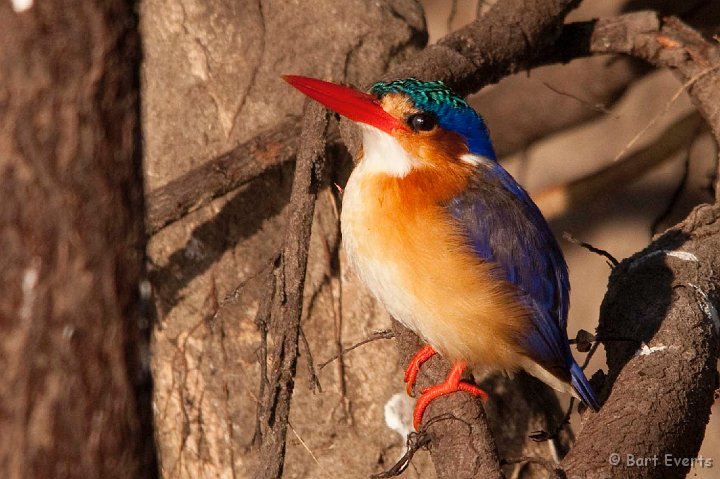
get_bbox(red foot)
[413,361,488,431]
[404,345,436,396]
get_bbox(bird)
[283,74,600,430]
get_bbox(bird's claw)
[404,344,436,396]
[412,361,488,431]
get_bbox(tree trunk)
[0,1,157,478]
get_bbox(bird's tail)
[570,361,600,411]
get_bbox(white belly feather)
[340,166,430,337]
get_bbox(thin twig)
[318,329,395,370]
[370,431,432,479]
[569,335,640,347]
[251,268,276,448]
[288,421,325,471]
[371,414,464,478]
[213,260,277,321]
[543,81,617,117]
[580,341,601,370]
[299,327,322,393]
[611,64,720,163]
[255,102,330,479]
[562,232,619,267]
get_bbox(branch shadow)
[597,227,689,395]
[149,162,295,313]
[481,371,573,461]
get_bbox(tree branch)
[562,202,720,479]
[534,13,720,478]
[392,325,503,479]
[254,101,330,479]
[384,0,583,94]
[145,119,301,235]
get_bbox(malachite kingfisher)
[283,74,600,430]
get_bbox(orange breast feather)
[341,164,532,372]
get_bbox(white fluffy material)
[358,125,418,177]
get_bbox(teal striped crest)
[370,78,469,111]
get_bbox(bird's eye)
[408,113,437,132]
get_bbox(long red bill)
[283,75,406,135]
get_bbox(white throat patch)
[359,125,418,177]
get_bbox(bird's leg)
[404,344,436,396]
[412,361,488,431]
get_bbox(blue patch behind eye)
[371,78,496,161]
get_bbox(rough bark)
[386,0,581,94]
[254,102,330,479]
[0,1,156,478]
[562,203,720,478]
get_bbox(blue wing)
[447,158,600,409]
[446,159,572,379]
